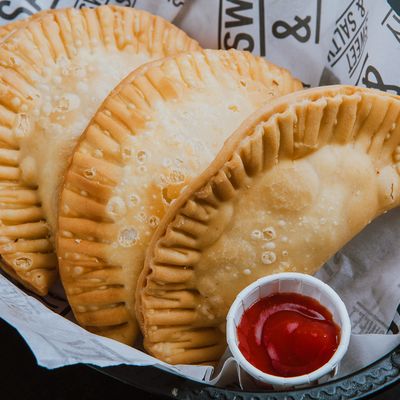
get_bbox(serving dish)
[0,5,398,399]
[94,345,400,399]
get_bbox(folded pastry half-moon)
[0,5,199,295]
[137,85,400,364]
[57,49,302,345]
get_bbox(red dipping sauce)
[237,292,340,377]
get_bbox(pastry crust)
[137,86,400,364]
[57,49,301,345]
[0,20,26,41]
[0,10,49,42]
[0,5,199,296]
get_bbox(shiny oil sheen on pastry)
[0,5,199,295]
[57,49,302,345]
[137,85,400,364]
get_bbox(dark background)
[0,319,165,400]
[0,318,399,400]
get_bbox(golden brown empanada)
[137,85,400,364]
[0,20,25,41]
[0,6,199,295]
[57,49,302,345]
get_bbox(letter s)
[223,32,254,51]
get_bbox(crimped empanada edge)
[56,48,302,346]
[137,85,400,363]
[0,5,200,296]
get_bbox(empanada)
[0,5,199,295]
[137,86,400,364]
[0,20,25,41]
[57,49,301,345]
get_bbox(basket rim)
[93,343,400,399]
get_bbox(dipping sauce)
[237,292,340,377]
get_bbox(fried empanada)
[137,86,400,364]
[57,49,301,345]
[0,20,26,41]
[0,6,199,295]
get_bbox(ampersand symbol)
[272,15,311,43]
[167,0,184,7]
[0,0,35,20]
[115,0,137,7]
[362,65,400,95]
[356,0,365,17]
[0,0,59,20]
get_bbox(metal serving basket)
[94,345,400,399]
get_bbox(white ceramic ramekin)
[226,272,351,389]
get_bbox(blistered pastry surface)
[21,49,150,235]
[0,5,199,295]
[195,145,380,318]
[58,49,302,345]
[138,86,400,364]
